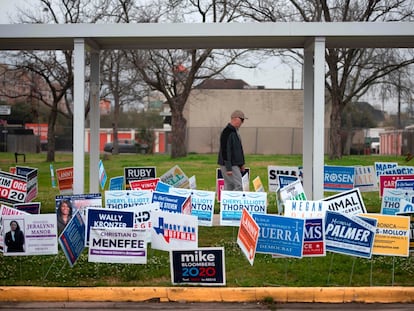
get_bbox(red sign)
[129,178,159,191]
[237,208,259,265]
[379,174,414,197]
[56,167,73,194]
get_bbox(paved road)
[1,302,414,310]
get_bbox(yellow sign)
[362,213,410,257]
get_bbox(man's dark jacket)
[217,123,245,172]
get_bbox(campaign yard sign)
[85,208,135,246]
[396,211,414,252]
[399,199,414,213]
[237,208,259,265]
[303,218,325,257]
[0,205,28,252]
[253,176,265,192]
[252,213,305,258]
[324,211,377,259]
[88,228,148,264]
[383,166,414,176]
[168,188,215,226]
[323,188,367,215]
[2,213,58,256]
[323,165,355,192]
[56,167,73,194]
[109,176,124,190]
[277,174,300,190]
[124,166,156,190]
[56,193,102,222]
[170,247,226,286]
[284,200,329,219]
[375,162,398,180]
[354,166,378,192]
[220,191,267,226]
[13,202,41,214]
[381,188,414,215]
[129,178,160,191]
[276,179,307,215]
[0,171,29,205]
[104,190,153,209]
[362,213,410,257]
[15,166,38,203]
[396,179,414,190]
[152,191,192,215]
[267,165,302,192]
[59,211,85,267]
[99,160,107,190]
[151,210,198,252]
[379,174,414,197]
[159,165,189,189]
[155,181,171,193]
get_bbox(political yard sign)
[170,247,226,286]
[104,190,153,209]
[354,166,378,192]
[237,208,259,265]
[124,166,156,190]
[362,213,410,257]
[380,188,414,216]
[169,188,215,226]
[85,208,134,246]
[0,169,36,205]
[252,213,305,258]
[220,191,267,226]
[323,188,367,215]
[159,165,189,189]
[2,213,58,256]
[284,200,329,219]
[59,211,85,267]
[379,174,414,197]
[323,165,355,192]
[276,179,307,215]
[151,210,198,252]
[88,227,148,264]
[303,218,325,257]
[267,165,302,192]
[324,211,377,259]
[152,191,192,215]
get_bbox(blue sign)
[324,166,355,192]
[85,208,134,246]
[278,174,299,189]
[169,188,215,226]
[155,181,171,193]
[396,179,414,190]
[152,191,190,214]
[58,211,85,267]
[252,213,305,258]
[325,211,376,259]
[109,176,124,190]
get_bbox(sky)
[0,0,404,114]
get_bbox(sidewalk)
[1,286,414,303]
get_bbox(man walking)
[217,110,247,191]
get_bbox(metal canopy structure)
[0,22,413,199]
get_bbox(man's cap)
[231,110,248,120]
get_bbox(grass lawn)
[0,152,413,287]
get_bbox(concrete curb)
[1,287,414,303]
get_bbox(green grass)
[0,152,413,287]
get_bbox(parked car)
[103,140,148,154]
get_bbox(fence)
[187,127,331,155]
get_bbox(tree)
[120,0,251,158]
[235,0,414,159]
